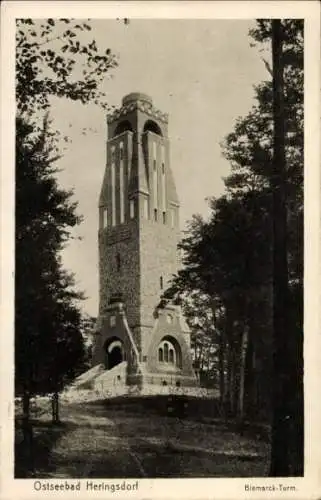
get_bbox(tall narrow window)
[143,198,149,219]
[153,142,158,209]
[171,208,175,228]
[169,349,174,364]
[161,143,165,166]
[164,343,169,363]
[162,212,166,224]
[153,141,157,160]
[153,166,158,207]
[154,208,158,222]
[158,348,163,362]
[116,253,121,272]
[130,199,135,219]
[161,145,166,212]
[111,146,116,226]
[103,208,108,228]
[119,142,124,224]
[160,276,163,290]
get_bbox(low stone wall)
[61,382,218,403]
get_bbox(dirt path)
[31,402,270,478]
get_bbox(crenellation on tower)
[92,92,197,389]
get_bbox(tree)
[268,19,289,475]
[78,313,97,372]
[164,193,273,421]
[247,19,303,476]
[221,21,303,462]
[16,18,118,115]
[15,116,85,431]
[179,291,222,389]
[163,21,303,455]
[15,18,121,433]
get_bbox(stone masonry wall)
[139,219,181,356]
[99,220,140,330]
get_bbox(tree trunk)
[22,386,34,473]
[22,388,30,425]
[269,19,291,477]
[223,307,235,417]
[218,334,225,409]
[237,325,249,426]
[244,334,256,420]
[51,391,60,424]
[226,347,232,415]
[229,349,236,417]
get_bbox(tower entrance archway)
[104,337,124,370]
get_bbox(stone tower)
[92,93,197,389]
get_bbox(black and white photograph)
[1,1,320,499]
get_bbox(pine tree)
[163,21,303,465]
[15,116,85,426]
[15,18,122,434]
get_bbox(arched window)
[160,276,163,290]
[114,120,133,137]
[143,120,163,136]
[157,337,182,369]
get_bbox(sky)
[48,19,269,317]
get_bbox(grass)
[15,420,70,478]
[15,398,270,478]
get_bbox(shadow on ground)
[15,398,270,478]
[15,420,74,478]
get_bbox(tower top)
[107,92,168,125]
[122,92,152,106]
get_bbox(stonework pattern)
[92,93,198,390]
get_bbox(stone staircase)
[62,361,219,403]
[61,362,128,403]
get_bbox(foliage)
[78,314,97,372]
[15,18,122,401]
[222,19,303,287]
[16,18,118,115]
[15,115,85,397]
[163,20,303,427]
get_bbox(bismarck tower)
[92,93,197,390]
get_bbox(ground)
[15,398,270,478]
